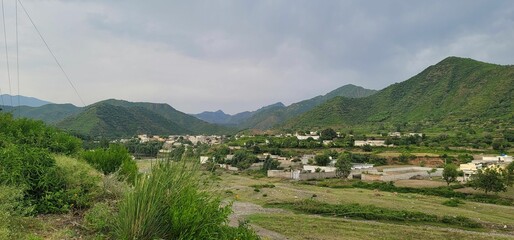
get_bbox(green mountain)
[57,99,233,138]
[2,103,82,123]
[237,84,377,130]
[284,57,514,131]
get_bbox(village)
[127,130,513,186]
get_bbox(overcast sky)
[0,0,513,114]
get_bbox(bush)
[82,144,138,183]
[115,160,257,239]
[55,156,103,210]
[0,113,81,155]
[0,145,67,213]
[442,198,464,207]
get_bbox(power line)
[17,0,85,107]
[16,0,19,111]
[1,0,13,107]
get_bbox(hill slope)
[284,57,514,131]
[57,103,191,138]
[57,99,233,137]
[237,84,377,130]
[2,104,82,123]
[193,84,377,130]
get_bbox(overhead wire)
[15,0,19,111]
[1,0,13,107]
[17,0,85,107]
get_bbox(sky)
[0,0,513,114]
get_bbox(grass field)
[248,213,513,240]
[217,172,514,239]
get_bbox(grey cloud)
[1,0,513,114]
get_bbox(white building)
[354,140,386,147]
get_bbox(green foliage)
[470,166,508,194]
[320,128,337,140]
[229,150,258,170]
[314,154,331,166]
[262,155,280,171]
[338,152,387,166]
[124,140,164,158]
[84,202,115,235]
[335,157,352,179]
[307,181,514,206]
[0,145,64,213]
[167,146,185,161]
[442,164,459,186]
[81,144,138,183]
[442,198,464,207]
[54,156,103,210]
[0,113,81,155]
[398,153,416,164]
[270,200,481,228]
[284,57,514,136]
[361,144,373,152]
[115,160,257,239]
[57,100,234,138]
[0,185,27,240]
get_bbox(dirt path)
[229,201,291,240]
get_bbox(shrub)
[0,145,66,213]
[82,144,138,183]
[0,113,81,155]
[115,160,257,239]
[442,198,464,207]
[55,156,103,210]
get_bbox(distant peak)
[215,110,225,114]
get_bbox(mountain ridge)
[283,56,514,131]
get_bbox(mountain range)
[283,57,514,132]
[193,84,377,130]
[0,94,52,107]
[1,56,512,137]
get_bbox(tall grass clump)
[115,159,259,239]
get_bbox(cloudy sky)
[0,0,513,114]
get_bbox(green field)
[217,172,514,239]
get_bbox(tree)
[320,128,337,140]
[335,158,352,179]
[362,144,372,152]
[442,164,459,186]
[262,155,280,171]
[314,154,331,166]
[470,166,507,194]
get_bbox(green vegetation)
[81,144,138,183]
[335,157,352,178]
[303,180,514,206]
[207,84,377,130]
[284,57,514,140]
[56,99,234,138]
[269,199,481,228]
[248,213,505,240]
[115,160,258,239]
[470,166,509,194]
[442,163,459,185]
